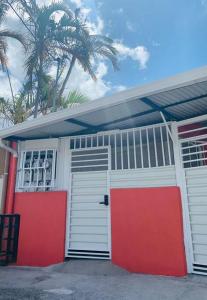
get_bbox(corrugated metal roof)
[1,65,207,140]
[149,82,206,104]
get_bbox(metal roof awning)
[1,65,207,140]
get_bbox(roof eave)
[1,65,207,140]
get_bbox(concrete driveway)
[0,260,207,300]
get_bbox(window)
[17,149,57,191]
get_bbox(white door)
[66,147,111,259]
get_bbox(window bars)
[17,149,57,191]
[178,121,207,168]
[70,123,174,170]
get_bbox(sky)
[1,0,207,101]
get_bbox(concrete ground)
[0,260,207,300]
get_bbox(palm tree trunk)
[5,65,15,104]
[58,56,76,100]
[52,57,61,111]
[34,56,43,118]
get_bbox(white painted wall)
[110,166,177,188]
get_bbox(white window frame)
[16,149,57,192]
[16,138,59,192]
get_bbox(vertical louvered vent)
[193,264,207,275]
[68,250,110,259]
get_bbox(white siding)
[19,138,59,151]
[110,166,177,188]
[185,167,207,267]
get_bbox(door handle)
[99,195,109,206]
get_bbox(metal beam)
[65,118,95,129]
[71,108,157,136]
[140,97,178,121]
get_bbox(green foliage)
[0,86,89,125]
[58,90,89,109]
[0,0,119,123]
[0,95,33,125]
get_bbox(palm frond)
[0,49,7,69]
[0,1,9,21]
[90,34,114,44]
[60,89,89,109]
[0,38,7,69]
[38,2,73,26]
[95,48,119,71]
[0,30,27,49]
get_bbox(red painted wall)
[14,191,67,267]
[111,187,187,276]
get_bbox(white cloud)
[0,19,26,99]
[5,7,18,20]
[114,42,150,69]
[126,21,136,32]
[86,16,104,35]
[70,0,83,7]
[69,0,104,35]
[36,0,59,5]
[113,85,127,92]
[0,71,22,99]
[81,7,92,17]
[6,40,26,81]
[64,61,110,99]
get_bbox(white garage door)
[66,147,111,259]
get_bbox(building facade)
[1,66,207,276]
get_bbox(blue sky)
[2,0,207,100]
[92,0,207,89]
[70,0,207,92]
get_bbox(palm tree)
[14,0,74,117]
[9,1,119,116]
[56,11,119,101]
[0,2,26,102]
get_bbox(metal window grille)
[17,149,57,191]
[70,123,174,170]
[178,120,207,168]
